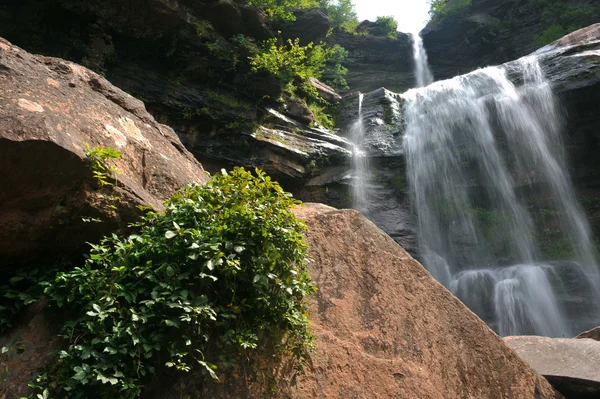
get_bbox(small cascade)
[401,56,600,337]
[350,93,370,213]
[410,32,434,88]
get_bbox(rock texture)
[154,204,561,399]
[505,336,600,398]
[422,0,600,81]
[326,29,414,93]
[576,326,600,341]
[0,37,206,269]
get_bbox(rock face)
[156,204,561,399]
[0,0,351,193]
[0,37,206,269]
[422,0,600,81]
[505,336,600,398]
[327,29,415,93]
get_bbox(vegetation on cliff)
[1,167,314,399]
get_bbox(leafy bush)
[535,0,599,45]
[536,24,565,45]
[247,0,318,21]
[429,0,472,24]
[319,0,360,33]
[28,168,315,399]
[373,16,399,39]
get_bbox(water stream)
[401,57,600,337]
[350,93,370,213]
[411,32,434,88]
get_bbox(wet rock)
[505,336,600,399]
[0,38,206,269]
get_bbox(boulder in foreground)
[175,204,560,399]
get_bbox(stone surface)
[0,37,206,269]
[277,7,330,46]
[326,29,414,93]
[309,77,342,103]
[576,326,600,341]
[160,204,560,399]
[505,336,600,398]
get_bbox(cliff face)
[423,0,600,81]
[326,29,414,93]
[0,0,352,193]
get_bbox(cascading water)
[350,93,370,213]
[410,32,434,88]
[401,56,600,337]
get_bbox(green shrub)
[429,0,472,24]
[535,0,599,45]
[250,37,347,95]
[373,16,398,39]
[247,0,318,21]
[320,0,360,33]
[536,24,565,45]
[28,168,315,399]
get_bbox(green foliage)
[428,0,472,24]
[324,44,349,90]
[247,0,318,21]
[250,38,347,128]
[308,102,335,129]
[85,145,122,189]
[250,38,330,96]
[373,16,399,39]
[319,0,360,33]
[28,167,315,399]
[0,269,45,333]
[535,0,598,45]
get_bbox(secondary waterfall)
[411,32,434,88]
[350,93,370,213]
[402,56,600,337]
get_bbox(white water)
[401,57,600,337]
[350,93,370,213]
[411,33,434,88]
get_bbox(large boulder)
[0,38,207,269]
[150,204,561,398]
[505,336,600,398]
[0,205,561,398]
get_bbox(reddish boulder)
[174,204,560,399]
[0,37,207,269]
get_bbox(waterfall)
[350,93,370,213]
[411,32,434,88]
[402,56,600,337]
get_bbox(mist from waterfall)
[411,32,434,88]
[401,56,600,337]
[350,93,370,213]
